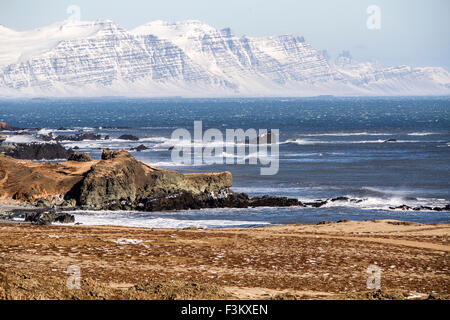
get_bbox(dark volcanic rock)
[384,139,397,143]
[331,197,350,202]
[37,133,54,141]
[55,133,101,141]
[391,204,450,212]
[118,134,139,141]
[131,191,300,212]
[249,195,300,207]
[24,211,75,225]
[131,144,149,152]
[2,142,73,160]
[68,152,93,162]
[389,205,412,210]
[304,200,328,208]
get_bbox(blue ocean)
[1,96,449,228]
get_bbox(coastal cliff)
[0,149,233,210]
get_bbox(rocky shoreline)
[0,147,305,220]
[1,122,449,226]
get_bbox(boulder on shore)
[24,211,75,225]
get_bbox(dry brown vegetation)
[0,219,448,300]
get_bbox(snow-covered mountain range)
[0,19,449,97]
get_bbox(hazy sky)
[1,0,449,69]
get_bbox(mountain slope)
[0,19,448,97]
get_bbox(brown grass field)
[0,219,448,300]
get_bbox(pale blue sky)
[1,0,449,69]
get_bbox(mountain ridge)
[0,19,449,97]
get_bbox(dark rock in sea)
[409,205,450,212]
[130,191,300,212]
[73,146,80,150]
[384,139,397,143]
[249,195,300,207]
[304,200,328,208]
[168,146,175,151]
[131,144,149,152]
[389,205,413,211]
[392,204,450,212]
[24,211,75,225]
[68,152,93,162]
[104,135,110,140]
[1,142,73,160]
[118,134,139,141]
[37,133,54,141]
[331,196,349,202]
[55,133,101,141]
[317,221,334,225]
[57,127,66,130]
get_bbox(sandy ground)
[0,219,448,300]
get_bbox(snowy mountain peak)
[0,19,449,97]
[132,19,218,39]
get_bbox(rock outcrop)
[68,152,92,162]
[0,149,236,211]
[74,149,232,209]
[24,211,75,225]
[0,122,12,131]
[0,142,73,160]
[55,133,102,141]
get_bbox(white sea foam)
[283,139,433,145]
[298,132,394,137]
[4,135,44,143]
[407,132,439,136]
[69,210,270,229]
